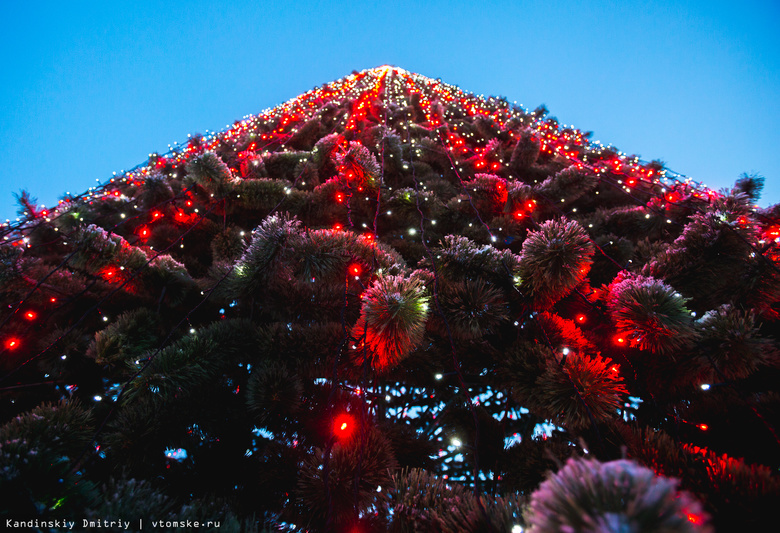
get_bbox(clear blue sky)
[1,0,778,220]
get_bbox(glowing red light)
[698,423,709,431]
[152,211,162,219]
[186,200,193,207]
[615,335,626,345]
[576,314,586,323]
[25,311,37,320]
[333,223,343,231]
[335,192,345,203]
[350,264,361,276]
[50,297,57,303]
[514,211,524,219]
[333,413,356,441]
[686,513,702,525]
[362,232,375,242]
[5,338,19,350]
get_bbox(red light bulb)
[25,311,37,321]
[5,338,19,350]
[350,264,361,276]
[614,335,626,346]
[576,314,586,323]
[333,413,356,441]
[686,513,703,525]
[698,423,709,431]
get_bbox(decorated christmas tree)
[1,66,779,532]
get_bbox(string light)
[333,413,356,441]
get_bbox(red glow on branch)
[138,226,150,239]
[686,513,703,525]
[333,223,343,231]
[100,267,122,283]
[576,314,586,323]
[5,338,20,350]
[333,413,356,441]
[698,423,709,431]
[335,192,345,203]
[24,311,37,321]
[350,264,362,276]
[614,335,626,346]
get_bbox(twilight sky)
[1,0,778,220]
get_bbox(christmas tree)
[1,66,778,532]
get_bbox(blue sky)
[1,0,778,220]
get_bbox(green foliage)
[0,245,23,287]
[694,304,780,380]
[246,362,304,423]
[228,213,406,301]
[0,400,97,519]
[211,226,246,262]
[138,173,174,206]
[732,172,764,202]
[518,217,594,307]
[430,234,521,285]
[229,213,302,294]
[352,274,430,371]
[623,427,780,531]
[535,352,627,430]
[126,319,261,405]
[607,272,697,355]
[335,140,381,191]
[526,458,712,533]
[439,278,510,340]
[185,151,234,196]
[70,224,148,272]
[263,150,310,182]
[390,468,524,533]
[509,131,540,172]
[535,166,598,204]
[297,427,396,530]
[89,308,164,370]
